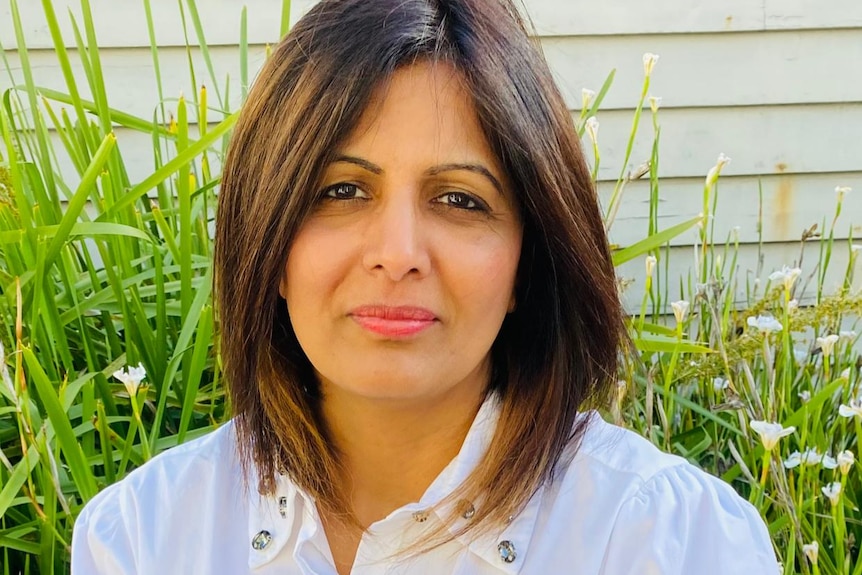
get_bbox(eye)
[321,183,369,201]
[435,191,488,212]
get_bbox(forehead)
[337,61,500,168]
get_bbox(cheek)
[453,232,522,309]
[283,225,354,311]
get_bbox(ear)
[278,273,288,300]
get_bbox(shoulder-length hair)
[215,0,625,543]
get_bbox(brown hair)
[215,0,625,545]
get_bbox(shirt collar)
[245,393,546,573]
[246,470,301,569]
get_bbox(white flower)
[839,330,858,340]
[581,88,596,110]
[817,334,840,357]
[784,448,835,469]
[642,52,660,77]
[649,96,662,114]
[838,450,855,475]
[747,314,783,334]
[787,299,799,312]
[822,481,842,506]
[835,186,852,203]
[802,541,819,565]
[794,348,808,365]
[798,390,811,403]
[750,420,795,451]
[783,451,802,469]
[113,363,147,398]
[713,377,730,392]
[645,255,657,278]
[705,153,731,188]
[839,398,862,419]
[671,300,689,325]
[585,116,599,146]
[840,367,851,380]
[768,265,802,292]
[852,244,862,253]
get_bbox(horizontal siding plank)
[1,46,265,121]
[765,0,862,30]
[0,0,281,50]
[601,173,862,247]
[545,30,862,110]
[581,104,862,180]
[616,241,861,311]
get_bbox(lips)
[349,305,438,337]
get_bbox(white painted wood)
[1,45,267,121]
[520,0,766,36]
[580,104,862,181]
[600,173,862,247]
[544,30,862,110]
[0,0,283,50]
[765,0,862,30]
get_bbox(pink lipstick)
[349,305,437,338]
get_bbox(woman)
[72,0,778,573]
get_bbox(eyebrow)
[332,154,505,197]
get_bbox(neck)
[320,381,486,527]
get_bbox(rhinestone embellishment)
[412,510,429,523]
[498,540,517,563]
[278,496,288,518]
[461,502,476,520]
[252,530,272,551]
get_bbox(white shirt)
[72,398,778,574]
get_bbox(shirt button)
[252,530,273,551]
[412,510,429,523]
[497,540,517,563]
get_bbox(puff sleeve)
[600,465,779,574]
[71,484,138,575]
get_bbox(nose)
[361,194,431,282]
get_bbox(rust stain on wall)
[774,163,793,241]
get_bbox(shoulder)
[72,422,246,574]
[83,421,241,512]
[549,414,778,573]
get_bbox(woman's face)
[281,62,523,404]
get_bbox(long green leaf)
[612,215,701,267]
[23,349,98,501]
[100,111,238,220]
[42,133,116,271]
